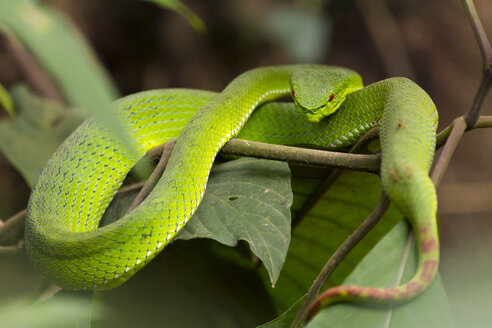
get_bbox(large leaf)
[93,239,276,328]
[0,85,85,186]
[0,1,137,155]
[258,216,453,328]
[177,158,292,285]
[264,170,404,312]
[102,158,293,285]
[259,168,453,327]
[306,221,454,328]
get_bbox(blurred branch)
[291,192,391,327]
[0,240,23,254]
[0,23,63,103]
[355,0,415,79]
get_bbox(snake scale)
[25,65,439,309]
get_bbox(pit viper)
[25,65,439,309]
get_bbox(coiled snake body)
[26,65,439,307]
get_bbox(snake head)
[290,68,363,123]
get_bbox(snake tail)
[308,218,439,318]
[307,77,439,318]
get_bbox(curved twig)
[291,192,391,327]
[126,138,177,213]
[431,117,467,187]
[461,0,492,70]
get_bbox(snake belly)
[25,65,438,293]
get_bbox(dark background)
[1,0,492,324]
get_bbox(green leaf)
[0,1,138,156]
[177,158,293,285]
[0,83,14,117]
[305,221,455,328]
[102,158,293,286]
[258,296,306,328]
[0,85,85,187]
[142,0,206,32]
[264,170,404,312]
[259,168,453,327]
[93,239,276,328]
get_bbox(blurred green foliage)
[143,0,206,32]
[0,83,13,117]
[0,86,85,186]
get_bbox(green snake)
[25,65,439,308]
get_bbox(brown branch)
[472,115,492,128]
[461,0,492,127]
[431,117,467,187]
[148,138,381,173]
[464,69,492,128]
[126,138,177,213]
[461,0,492,70]
[436,115,492,148]
[118,181,145,194]
[291,193,391,327]
[221,139,380,173]
[0,23,64,103]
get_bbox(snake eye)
[328,94,335,102]
[291,90,295,97]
